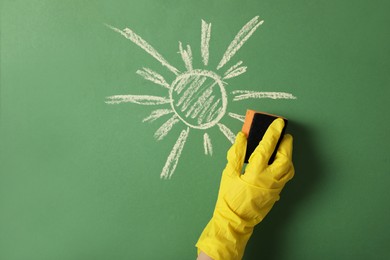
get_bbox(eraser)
[242,110,288,164]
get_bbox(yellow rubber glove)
[196,118,294,260]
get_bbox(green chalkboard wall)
[1,0,389,259]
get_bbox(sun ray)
[216,16,263,70]
[143,109,174,122]
[231,90,297,101]
[105,24,180,75]
[217,123,236,144]
[105,95,171,105]
[201,20,211,66]
[160,127,190,179]
[223,66,247,80]
[224,60,243,76]
[203,133,213,156]
[179,42,193,71]
[136,67,170,89]
[228,112,245,122]
[154,115,180,141]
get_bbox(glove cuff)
[196,212,253,260]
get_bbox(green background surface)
[1,0,389,259]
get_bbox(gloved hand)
[196,118,294,260]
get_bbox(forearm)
[197,251,213,260]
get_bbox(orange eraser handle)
[241,110,256,137]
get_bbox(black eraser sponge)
[242,110,288,164]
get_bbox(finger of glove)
[276,134,293,161]
[225,132,247,175]
[269,134,294,181]
[246,118,285,174]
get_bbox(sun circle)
[169,69,227,130]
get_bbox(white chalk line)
[231,90,297,101]
[154,115,180,141]
[105,95,172,105]
[228,112,245,122]
[136,67,170,89]
[185,83,215,119]
[160,127,190,179]
[207,100,222,123]
[179,42,193,71]
[174,74,194,95]
[196,94,216,125]
[203,133,213,156]
[201,20,211,66]
[223,66,247,79]
[217,123,236,144]
[143,109,174,122]
[177,76,207,108]
[217,16,263,70]
[224,60,243,76]
[105,24,180,75]
[182,80,218,116]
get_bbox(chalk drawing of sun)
[105,16,296,179]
